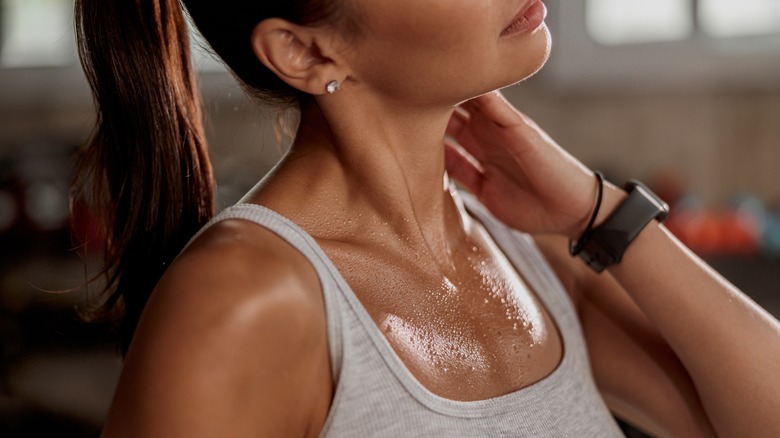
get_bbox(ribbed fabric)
[195,195,623,437]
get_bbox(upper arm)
[533,235,716,438]
[102,221,331,438]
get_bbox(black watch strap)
[576,180,669,273]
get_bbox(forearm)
[599,184,780,437]
[444,93,779,434]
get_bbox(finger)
[445,111,491,163]
[445,139,485,173]
[445,109,469,139]
[450,124,494,163]
[461,91,524,129]
[444,142,484,196]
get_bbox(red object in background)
[666,209,761,257]
[721,210,761,255]
[681,211,724,255]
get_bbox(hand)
[445,91,601,239]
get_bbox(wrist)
[567,175,627,242]
[593,181,628,228]
[571,179,670,272]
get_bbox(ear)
[251,18,347,96]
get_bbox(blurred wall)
[504,83,780,205]
[192,77,780,207]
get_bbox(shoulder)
[104,218,330,437]
[146,217,324,350]
[157,217,322,318]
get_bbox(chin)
[503,26,552,88]
[445,26,552,105]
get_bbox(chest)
[321,238,564,402]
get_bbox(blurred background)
[0,0,779,436]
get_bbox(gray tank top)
[198,195,623,437]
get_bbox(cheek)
[348,3,549,104]
[353,29,495,102]
[369,0,488,45]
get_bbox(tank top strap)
[186,203,345,383]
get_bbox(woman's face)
[337,0,551,106]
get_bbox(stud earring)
[326,80,340,94]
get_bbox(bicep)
[534,235,716,438]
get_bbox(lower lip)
[501,1,547,37]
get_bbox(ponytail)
[74,0,214,354]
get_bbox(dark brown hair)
[74,0,349,353]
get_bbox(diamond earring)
[326,80,340,94]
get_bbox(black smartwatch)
[575,180,669,273]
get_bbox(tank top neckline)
[208,195,579,419]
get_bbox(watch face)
[627,181,670,222]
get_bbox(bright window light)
[699,0,780,38]
[587,0,694,45]
[0,0,75,67]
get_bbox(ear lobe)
[251,19,341,95]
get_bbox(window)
[545,1,780,92]
[587,0,693,45]
[0,0,224,72]
[700,0,780,39]
[0,0,75,67]
[587,0,780,45]
[0,0,236,113]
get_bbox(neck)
[259,95,471,271]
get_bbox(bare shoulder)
[143,218,324,354]
[151,217,323,325]
[104,219,331,437]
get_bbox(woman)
[74,0,780,436]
